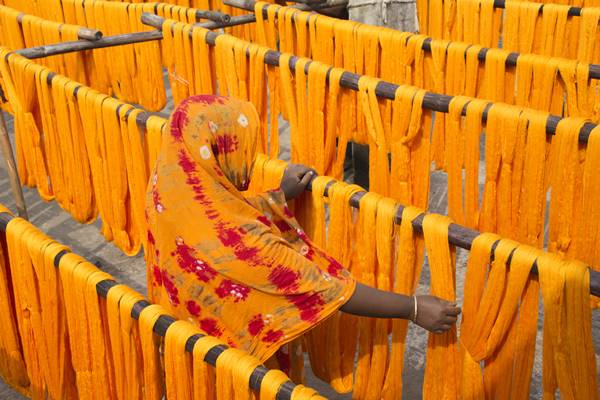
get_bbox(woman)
[145,95,459,364]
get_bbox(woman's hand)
[413,295,461,333]
[280,164,316,201]
[340,283,461,333]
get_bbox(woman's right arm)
[340,283,461,333]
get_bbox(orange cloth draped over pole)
[537,254,599,399]
[353,192,382,400]
[143,116,167,176]
[138,304,169,400]
[0,205,321,399]
[0,5,89,85]
[37,72,97,224]
[390,85,430,208]
[445,95,472,226]
[0,49,52,200]
[358,76,391,195]
[516,110,549,247]
[573,125,600,305]
[381,206,424,400]
[319,182,363,393]
[5,219,77,399]
[164,321,198,400]
[299,181,361,394]
[106,285,146,400]
[59,253,115,399]
[547,118,587,258]
[422,214,458,400]
[0,207,29,396]
[479,104,526,238]
[77,88,146,255]
[7,0,167,110]
[460,235,541,399]
[367,198,400,399]
[252,2,600,123]
[22,0,167,111]
[0,50,166,253]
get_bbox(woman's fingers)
[435,323,453,333]
[442,315,458,324]
[445,305,461,316]
[299,169,315,186]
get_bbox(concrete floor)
[0,103,599,398]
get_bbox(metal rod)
[15,11,103,41]
[143,12,598,144]
[0,211,299,400]
[0,113,27,219]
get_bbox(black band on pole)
[153,314,177,336]
[276,381,296,400]
[131,299,151,319]
[96,279,119,297]
[0,212,11,230]
[53,249,69,268]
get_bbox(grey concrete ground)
[0,105,599,399]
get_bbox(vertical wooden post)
[0,111,28,219]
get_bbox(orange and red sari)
[145,95,355,361]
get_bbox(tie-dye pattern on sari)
[145,95,355,361]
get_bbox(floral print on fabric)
[145,95,355,361]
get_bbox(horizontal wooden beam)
[15,11,103,41]
[15,30,163,59]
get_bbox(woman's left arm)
[341,283,461,333]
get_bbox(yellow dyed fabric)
[422,214,459,400]
[0,208,29,396]
[538,254,599,399]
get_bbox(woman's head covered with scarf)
[145,95,355,361]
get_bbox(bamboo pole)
[195,10,232,23]
[150,3,232,23]
[14,13,257,60]
[15,30,164,59]
[0,112,27,219]
[143,12,598,144]
[15,12,103,41]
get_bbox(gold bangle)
[412,295,418,323]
